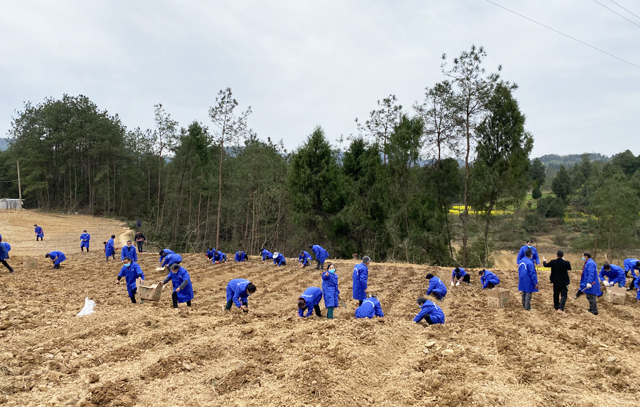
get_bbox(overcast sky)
[1,0,638,157]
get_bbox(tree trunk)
[483,197,496,267]
[204,193,211,248]
[462,110,471,267]
[593,215,603,259]
[216,143,224,248]
[147,162,151,214]
[156,149,163,232]
[196,170,204,248]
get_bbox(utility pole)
[17,160,22,210]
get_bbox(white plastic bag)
[76,297,96,317]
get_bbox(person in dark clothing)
[136,219,142,228]
[543,250,571,313]
[135,231,146,253]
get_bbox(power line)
[485,0,640,70]
[593,0,640,28]
[609,0,640,21]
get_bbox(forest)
[1,46,639,267]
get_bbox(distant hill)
[536,153,609,166]
[0,138,8,151]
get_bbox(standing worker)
[159,263,194,309]
[116,257,145,304]
[518,249,539,311]
[34,224,44,241]
[121,240,138,263]
[104,235,117,262]
[225,278,256,312]
[322,263,340,319]
[599,263,626,288]
[235,251,248,262]
[355,296,384,319]
[451,267,471,286]
[135,231,146,253]
[0,235,14,274]
[80,230,90,252]
[542,251,571,313]
[413,297,445,325]
[45,251,66,269]
[425,273,448,301]
[309,244,329,270]
[517,240,540,266]
[298,250,312,268]
[298,287,323,318]
[479,269,500,289]
[273,252,286,267]
[623,258,639,291]
[352,256,371,306]
[575,251,600,315]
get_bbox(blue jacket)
[352,263,369,300]
[159,249,174,263]
[226,279,252,308]
[518,257,539,293]
[355,298,384,319]
[311,245,329,264]
[80,233,90,248]
[517,246,540,265]
[48,251,66,266]
[322,271,340,308]
[213,251,227,263]
[121,245,138,262]
[166,266,194,303]
[162,253,182,267]
[0,242,11,261]
[298,287,323,317]
[35,226,44,237]
[451,268,467,279]
[580,259,601,295]
[261,249,273,261]
[298,251,312,265]
[206,248,215,258]
[624,258,639,278]
[413,300,445,324]
[273,253,286,266]
[118,263,144,297]
[235,251,248,262]
[426,277,448,298]
[481,271,500,289]
[105,238,115,257]
[599,265,626,285]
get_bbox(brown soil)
[1,211,640,406]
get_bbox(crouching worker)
[298,250,312,268]
[163,252,183,268]
[206,248,215,260]
[600,263,626,288]
[225,278,256,312]
[159,263,194,309]
[116,257,145,304]
[298,287,323,318]
[261,248,273,262]
[451,267,470,286]
[479,269,500,289]
[413,297,445,325]
[273,252,286,266]
[426,273,447,301]
[45,251,66,269]
[235,251,248,262]
[322,263,340,319]
[213,250,227,264]
[355,296,384,319]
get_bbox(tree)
[551,165,572,201]
[152,104,178,231]
[415,81,458,168]
[209,88,251,249]
[355,95,402,165]
[531,181,542,200]
[442,45,503,267]
[531,158,546,188]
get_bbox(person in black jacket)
[542,250,571,313]
[135,231,146,253]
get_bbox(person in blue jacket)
[116,257,145,304]
[261,248,273,262]
[159,249,174,264]
[273,252,286,266]
[121,240,138,262]
[352,256,371,306]
[425,273,447,301]
[355,296,384,319]
[225,278,256,312]
[34,224,44,241]
[159,263,194,308]
[45,251,66,269]
[80,230,90,252]
[298,251,312,268]
[0,235,13,274]
[516,240,540,266]
[479,269,500,289]
[163,253,183,268]
[600,263,626,288]
[575,251,600,315]
[206,248,215,260]
[451,267,470,286]
[623,258,639,291]
[309,244,329,269]
[104,235,116,262]
[235,251,248,262]
[298,287,323,318]
[213,250,227,264]
[413,297,445,325]
[518,249,539,311]
[635,277,640,303]
[322,263,340,319]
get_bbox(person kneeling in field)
[413,297,445,325]
[261,248,273,262]
[273,252,286,267]
[298,287,323,318]
[298,250,312,268]
[479,269,500,289]
[213,250,227,264]
[116,257,145,304]
[623,258,639,291]
[235,251,248,262]
[45,251,66,269]
[355,296,384,319]
[225,279,256,312]
[600,263,626,288]
[451,267,470,286]
[425,273,447,301]
[159,264,194,309]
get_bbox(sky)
[0,0,639,157]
